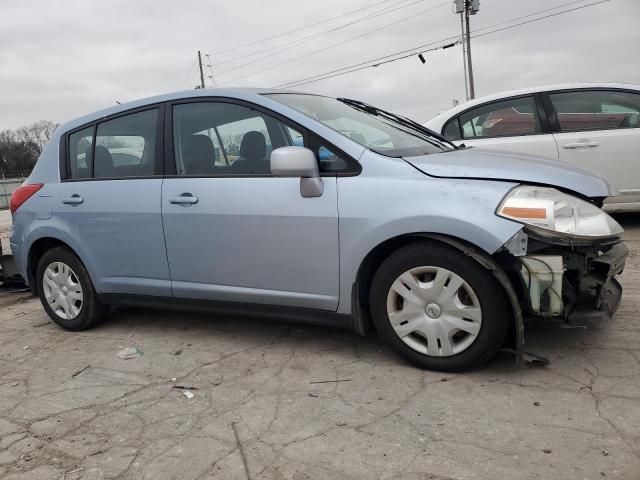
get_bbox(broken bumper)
[500,232,628,325]
[566,242,627,324]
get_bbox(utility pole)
[197,50,206,89]
[453,0,479,100]
[464,2,475,99]
[460,11,469,101]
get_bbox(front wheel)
[37,247,107,331]
[369,241,509,372]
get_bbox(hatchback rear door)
[58,106,171,297]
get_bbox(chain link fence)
[0,171,29,210]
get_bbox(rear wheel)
[37,247,107,331]
[369,241,509,372]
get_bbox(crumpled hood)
[405,148,617,198]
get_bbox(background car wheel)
[369,241,509,372]
[37,246,107,331]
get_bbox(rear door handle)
[169,193,198,206]
[62,194,84,205]
[562,141,600,149]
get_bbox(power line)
[211,0,404,56]
[204,54,215,87]
[473,0,610,38]
[273,0,611,89]
[472,0,594,35]
[213,0,433,74]
[274,0,603,89]
[275,40,460,89]
[210,0,424,68]
[180,57,198,89]
[218,1,449,85]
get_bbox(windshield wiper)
[336,97,458,150]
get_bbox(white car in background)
[426,83,640,211]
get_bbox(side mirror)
[270,146,323,198]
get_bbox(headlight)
[497,186,623,238]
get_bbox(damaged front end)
[498,228,627,326]
[495,185,627,327]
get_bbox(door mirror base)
[300,177,324,198]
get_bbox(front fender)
[336,169,521,315]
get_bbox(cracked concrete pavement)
[0,209,639,479]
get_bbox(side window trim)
[543,88,640,134]
[540,91,560,133]
[534,92,552,133]
[166,97,361,178]
[61,103,165,182]
[450,94,549,140]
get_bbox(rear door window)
[94,109,158,178]
[549,90,640,132]
[67,108,159,180]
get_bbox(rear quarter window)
[68,127,93,179]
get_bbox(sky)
[0,0,638,130]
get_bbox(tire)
[36,246,107,331]
[369,241,509,372]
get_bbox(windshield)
[267,94,453,157]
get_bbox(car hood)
[404,148,617,198]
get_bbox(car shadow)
[97,305,613,374]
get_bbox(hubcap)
[425,303,441,318]
[386,266,482,357]
[42,262,84,320]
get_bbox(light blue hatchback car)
[9,89,628,371]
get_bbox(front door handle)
[169,193,198,206]
[62,194,84,205]
[562,141,600,149]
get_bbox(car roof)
[57,87,313,134]
[425,82,640,128]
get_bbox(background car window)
[173,102,303,176]
[550,90,640,132]
[93,109,158,178]
[458,96,541,139]
[442,118,462,140]
[68,127,93,179]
